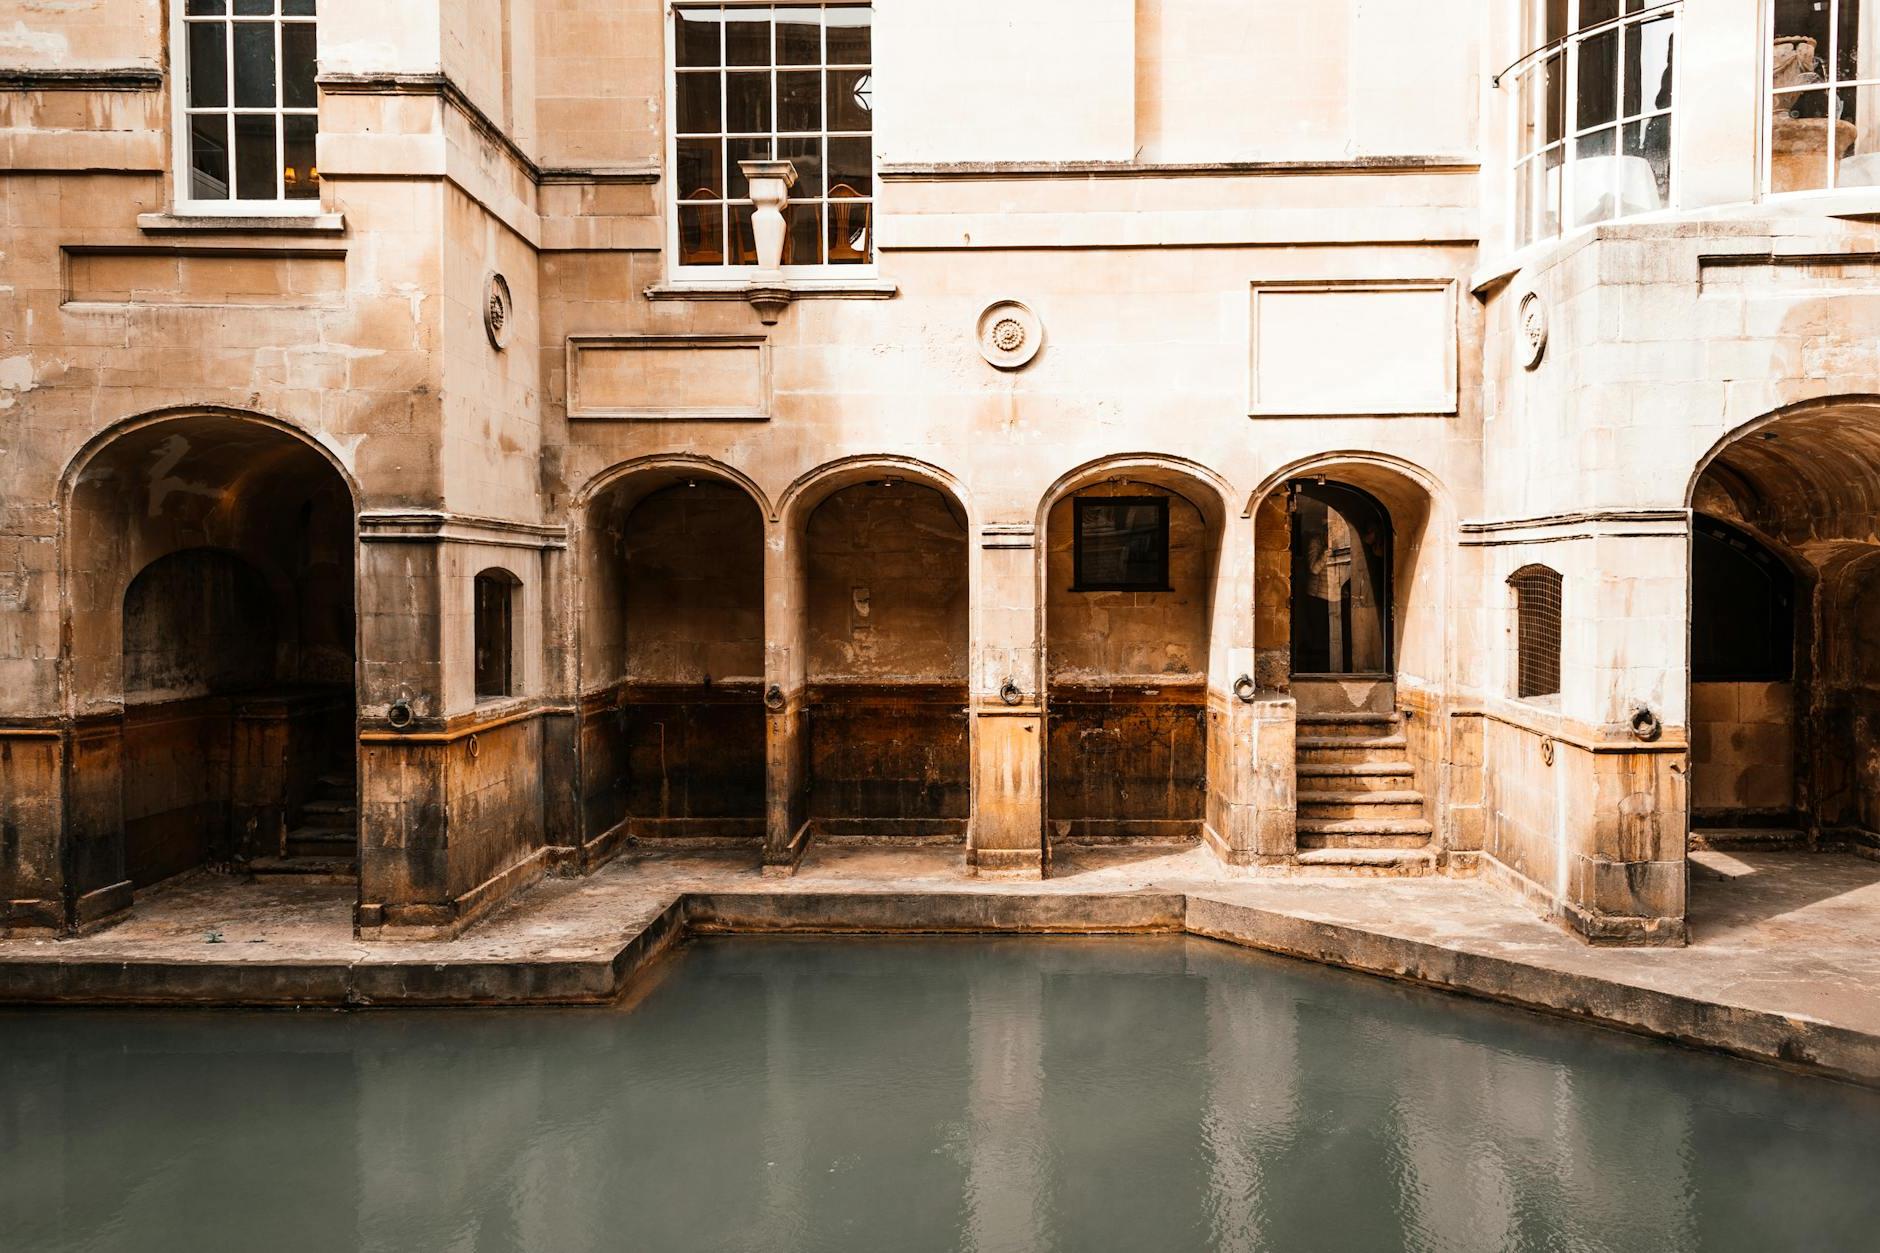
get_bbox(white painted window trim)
[663,0,878,279]
[170,0,323,217]
[1762,0,1880,197]
[1503,0,1683,250]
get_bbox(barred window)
[672,4,873,268]
[179,0,320,207]
[1510,565,1563,699]
[474,569,520,701]
[1692,516,1794,681]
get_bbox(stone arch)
[1034,455,1244,854]
[60,407,360,894]
[573,459,771,859]
[1684,397,1880,847]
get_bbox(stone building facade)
[3,0,1878,946]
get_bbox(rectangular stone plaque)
[566,334,771,421]
[1249,280,1457,417]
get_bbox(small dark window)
[474,569,518,700]
[1072,497,1170,592]
[1692,515,1794,682]
[1510,565,1563,699]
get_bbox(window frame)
[170,0,324,217]
[1763,0,1880,196]
[1070,496,1172,594]
[473,568,521,702]
[1504,0,1682,250]
[1691,515,1796,683]
[663,0,877,278]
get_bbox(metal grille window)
[1504,2,1678,248]
[1510,565,1563,699]
[179,0,320,207]
[672,4,873,268]
[1769,0,1880,193]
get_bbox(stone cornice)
[0,66,163,92]
[317,71,659,190]
[878,155,1480,182]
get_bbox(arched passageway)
[800,479,970,840]
[1688,402,1880,850]
[579,471,768,851]
[1249,461,1446,867]
[1042,477,1221,845]
[66,413,357,888]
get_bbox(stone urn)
[1769,35,1855,192]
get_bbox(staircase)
[1294,712,1434,875]
[250,771,359,884]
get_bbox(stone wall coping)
[136,212,347,237]
[879,156,1480,182]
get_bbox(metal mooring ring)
[764,685,786,712]
[1541,736,1556,767]
[1000,679,1023,706]
[1232,675,1257,704]
[1630,705,1663,743]
[467,733,480,761]
[387,700,415,731]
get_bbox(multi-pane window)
[1508,1,1677,248]
[672,4,873,268]
[1072,498,1170,593]
[1510,565,1564,700]
[1769,0,1880,193]
[474,570,519,701]
[180,0,319,206]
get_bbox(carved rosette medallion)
[976,300,1043,370]
[1518,291,1548,370]
[485,272,513,350]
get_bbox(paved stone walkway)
[3,845,1877,1084]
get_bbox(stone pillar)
[1205,510,1294,865]
[969,520,1044,877]
[763,518,811,874]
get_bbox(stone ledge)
[3,879,1876,1090]
[137,212,347,236]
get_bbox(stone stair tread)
[1296,790,1425,806]
[1296,712,1399,725]
[1297,735,1408,750]
[1297,761,1414,775]
[1296,817,1434,835]
[1295,847,1434,867]
[249,856,358,877]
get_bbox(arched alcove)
[65,411,358,887]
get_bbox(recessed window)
[1506,0,1676,248]
[178,0,320,207]
[1769,0,1880,193]
[1510,565,1563,700]
[672,3,873,268]
[1072,498,1170,593]
[474,569,519,701]
[1692,516,1795,681]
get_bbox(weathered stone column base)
[355,846,551,942]
[761,823,812,878]
[969,847,1043,879]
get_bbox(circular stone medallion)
[976,300,1043,370]
[484,272,513,351]
[1518,291,1548,370]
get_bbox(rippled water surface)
[4,937,1879,1252]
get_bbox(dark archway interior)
[803,481,969,837]
[1691,406,1880,843]
[72,416,356,886]
[1044,483,1216,841]
[1290,481,1394,678]
[580,479,767,842]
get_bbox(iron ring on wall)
[1233,675,1257,703]
[1000,679,1024,706]
[764,685,786,712]
[1630,706,1663,743]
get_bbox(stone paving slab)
[1,844,1877,1086]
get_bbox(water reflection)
[3,939,1878,1252]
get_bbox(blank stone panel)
[1249,282,1457,416]
[566,335,771,421]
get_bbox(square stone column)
[969,521,1044,877]
[763,520,811,874]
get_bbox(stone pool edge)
[2,889,1875,1089]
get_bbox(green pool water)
[4,937,1878,1252]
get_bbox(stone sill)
[644,277,897,302]
[138,212,346,236]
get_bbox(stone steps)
[1297,761,1416,793]
[248,856,358,886]
[1295,734,1409,761]
[1295,790,1426,821]
[1296,712,1400,737]
[1294,846,1436,875]
[1297,817,1435,849]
